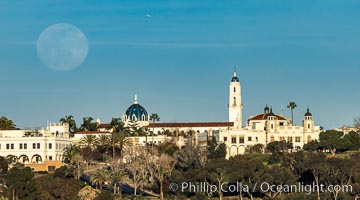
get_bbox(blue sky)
[1,0,360,129]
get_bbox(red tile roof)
[145,122,234,128]
[98,124,111,129]
[248,113,287,121]
[75,131,110,134]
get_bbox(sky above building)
[1,0,360,129]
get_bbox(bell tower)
[229,67,243,128]
[303,107,314,133]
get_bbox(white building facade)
[0,123,72,171]
[219,71,321,158]
[92,69,322,159]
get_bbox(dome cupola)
[304,107,312,117]
[231,69,240,82]
[123,95,149,126]
[264,105,270,113]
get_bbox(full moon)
[36,23,88,71]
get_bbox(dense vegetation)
[0,116,360,199]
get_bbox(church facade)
[120,70,321,158]
[218,70,321,158]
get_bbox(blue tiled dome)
[124,95,148,121]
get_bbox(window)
[19,143,23,149]
[37,143,40,149]
[233,87,236,92]
[33,143,36,149]
[24,143,27,149]
[6,144,9,149]
[271,124,274,129]
[231,137,237,144]
[307,135,312,142]
[270,136,275,142]
[49,156,53,161]
[233,97,236,106]
[308,124,311,129]
[279,122,284,126]
[49,143,52,149]
[248,137,252,142]
[295,137,301,142]
[48,166,56,172]
[10,144,14,149]
[288,137,293,142]
[223,137,227,142]
[239,137,244,143]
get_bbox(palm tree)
[59,115,77,136]
[110,167,127,195]
[109,117,122,132]
[117,132,131,161]
[108,132,120,159]
[91,170,109,191]
[150,113,160,146]
[63,144,79,164]
[80,117,98,131]
[0,116,16,130]
[287,101,297,125]
[97,135,109,147]
[63,144,83,179]
[79,135,98,149]
[143,127,151,147]
[131,126,147,137]
[108,118,130,160]
[97,135,109,160]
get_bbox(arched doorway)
[31,154,42,163]
[238,145,246,154]
[230,145,238,156]
[18,155,29,164]
[6,155,17,164]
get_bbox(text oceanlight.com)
[169,182,353,195]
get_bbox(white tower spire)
[134,94,138,104]
[229,67,242,129]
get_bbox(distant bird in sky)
[146,13,152,18]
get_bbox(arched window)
[142,114,145,121]
[233,87,236,92]
[308,123,311,129]
[271,124,274,129]
[233,97,236,106]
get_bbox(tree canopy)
[0,116,16,130]
[303,130,360,153]
[207,136,227,160]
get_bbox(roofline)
[75,131,111,134]
[145,122,234,128]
